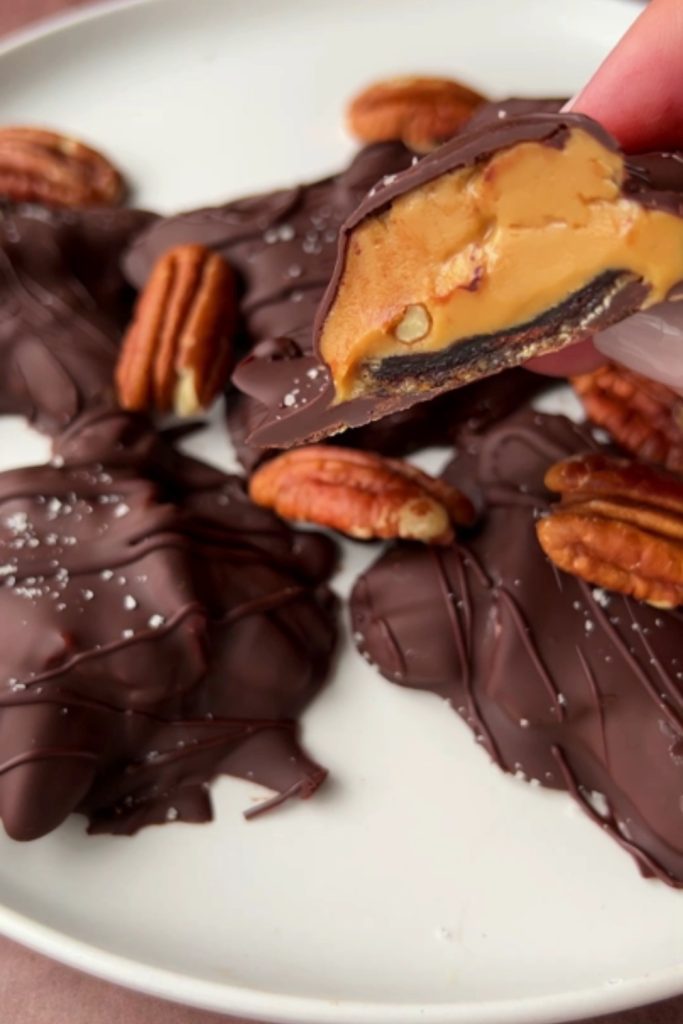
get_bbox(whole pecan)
[116,244,236,417]
[573,363,683,473]
[346,75,486,153]
[249,446,476,545]
[0,126,125,208]
[536,453,683,607]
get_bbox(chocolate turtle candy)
[351,410,683,887]
[0,409,337,840]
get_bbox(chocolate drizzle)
[0,204,156,434]
[351,411,683,886]
[0,409,338,839]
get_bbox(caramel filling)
[320,128,683,401]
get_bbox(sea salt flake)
[148,614,165,629]
[584,789,610,819]
[6,512,29,534]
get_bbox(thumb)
[568,0,683,151]
[594,302,683,393]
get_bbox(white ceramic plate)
[0,1,682,1022]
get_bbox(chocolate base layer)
[228,353,548,470]
[0,204,156,434]
[0,408,338,840]
[351,410,683,887]
[356,270,646,397]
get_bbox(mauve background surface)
[0,1,680,1022]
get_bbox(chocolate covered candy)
[0,409,337,840]
[0,204,156,434]
[244,113,683,448]
[351,411,683,886]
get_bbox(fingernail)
[561,91,583,113]
[594,301,683,390]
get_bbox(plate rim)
[1,894,682,1024]
[0,0,678,1022]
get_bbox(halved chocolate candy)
[320,113,683,403]
[244,113,683,448]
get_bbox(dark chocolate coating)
[351,411,683,887]
[465,97,566,130]
[0,204,156,434]
[236,114,683,450]
[0,408,337,840]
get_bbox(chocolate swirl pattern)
[0,410,337,840]
[351,411,683,886]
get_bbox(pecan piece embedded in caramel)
[316,115,683,408]
[537,453,683,608]
[249,446,475,545]
[573,363,683,474]
[116,244,236,417]
[346,75,487,153]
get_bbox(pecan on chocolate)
[536,453,683,607]
[573,363,683,474]
[346,75,486,153]
[249,446,476,545]
[0,126,125,207]
[116,244,237,417]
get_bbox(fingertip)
[594,304,683,393]
[525,340,605,378]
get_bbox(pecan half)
[537,453,683,607]
[249,446,476,545]
[116,244,236,417]
[0,126,125,207]
[346,75,486,153]
[573,363,683,473]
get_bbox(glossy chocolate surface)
[0,204,156,434]
[0,408,337,839]
[351,411,683,886]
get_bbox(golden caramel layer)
[320,128,683,401]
